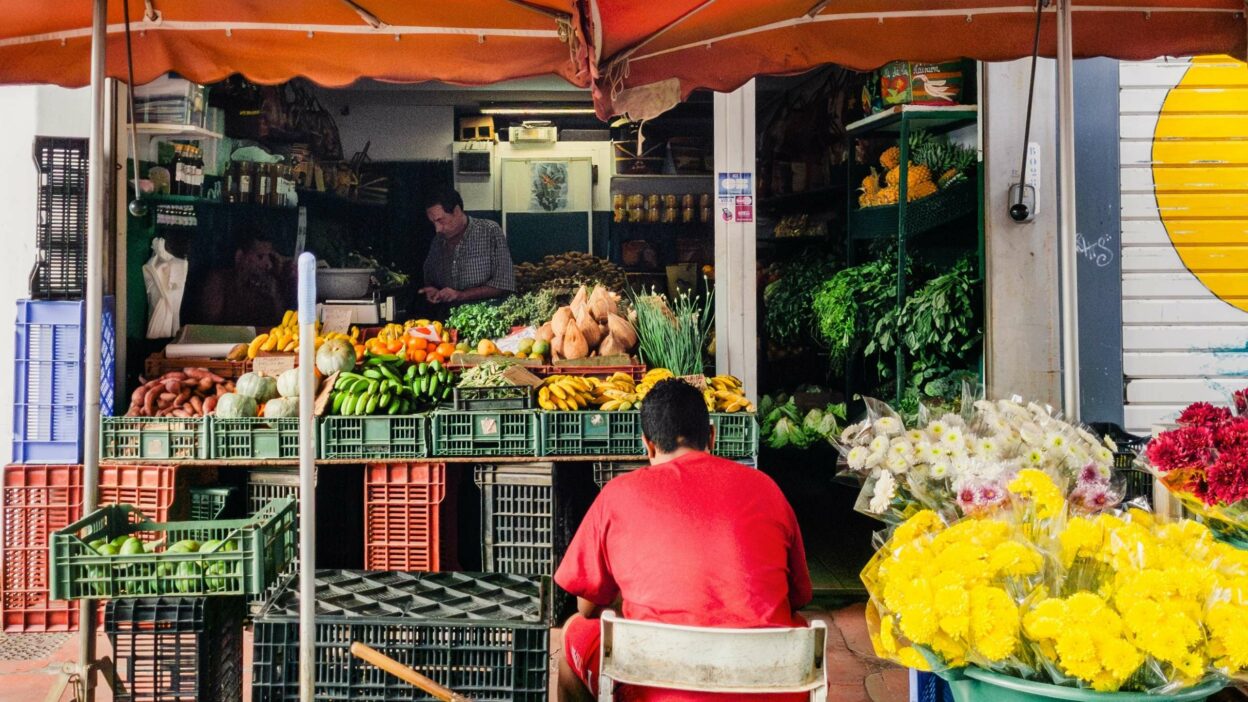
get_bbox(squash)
[277,368,300,398]
[215,393,258,418]
[607,314,638,349]
[236,372,278,403]
[316,338,356,376]
[264,397,299,418]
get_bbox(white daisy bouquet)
[837,395,1121,524]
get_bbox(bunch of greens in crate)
[448,302,510,344]
[496,290,559,329]
[758,393,846,450]
[763,253,840,347]
[629,286,715,377]
[812,255,901,365]
[873,256,981,386]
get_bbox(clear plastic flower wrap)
[835,389,1123,525]
[862,469,1248,694]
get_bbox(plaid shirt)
[422,216,516,293]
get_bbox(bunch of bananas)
[592,372,640,411]
[707,375,754,413]
[634,368,675,401]
[538,375,598,411]
[374,323,407,344]
[247,311,357,359]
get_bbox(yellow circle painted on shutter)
[1152,55,1248,313]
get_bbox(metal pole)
[296,253,318,702]
[79,0,108,697]
[1056,0,1080,420]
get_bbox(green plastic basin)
[937,667,1224,702]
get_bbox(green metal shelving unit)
[845,104,983,405]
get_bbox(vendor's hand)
[419,286,439,303]
[433,287,461,303]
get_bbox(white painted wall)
[0,86,91,457]
[1119,57,1248,432]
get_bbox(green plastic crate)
[100,417,208,461]
[430,411,538,457]
[453,385,534,411]
[710,413,759,459]
[210,417,302,460]
[540,411,645,457]
[319,415,428,459]
[49,497,297,599]
[189,485,242,521]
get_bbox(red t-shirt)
[555,451,813,701]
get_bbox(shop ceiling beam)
[713,80,758,403]
[1056,0,1081,419]
[79,0,108,698]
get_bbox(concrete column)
[712,80,758,400]
[982,60,1061,405]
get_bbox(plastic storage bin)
[106,596,244,702]
[250,570,549,702]
[430,410,539,457]
[100,416,208,461]
[49,498,297,599]
[31,137,89,300]
[13,297,115,463]
[710,412,760,459]
[364,463,446,571]
[319,415,428,459]
[540,411,645,457]
[189,485,242,520]
[210,417,301,460]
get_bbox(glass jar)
[238,161,254,204]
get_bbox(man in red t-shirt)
[555,379,814,702]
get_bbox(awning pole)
[78,0,108,697]
[296,253,318,702]
[1056,0,1080,420]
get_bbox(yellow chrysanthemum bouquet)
[864,468,1248,696]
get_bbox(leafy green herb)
[629,287,714,376]
[495,290,558,329]
[759,393,846,450]
[763,253,840,347]
[812,257,899,365]
[873,256,981,387]
[447,303,510,345]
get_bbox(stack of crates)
[1,463,206,631]
[251,570,549,702]
[246,470,301,611]
[106,597,244,702]
[363,463,448,571]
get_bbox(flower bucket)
[936,667,1224,702]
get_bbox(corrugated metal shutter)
[1119,56,1248,433]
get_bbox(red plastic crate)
[539,363,646,383]
[364,463,447,571]
[1,463,202,632]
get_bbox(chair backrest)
[597,610,828,701]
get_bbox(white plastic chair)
[597,610,829,701]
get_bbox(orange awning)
[584,1,1248,116]
[0,1,587,88]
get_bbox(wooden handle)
[349,642,472,702]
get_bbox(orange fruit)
[410,349,427,363]
[437,342,457,357]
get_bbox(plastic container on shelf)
[105,596,244,702]
[475,463,572,579]
[430,410,539,457]
[100,416,209,461]
[710,412,760,459]
[319,415,428,459]
[250,570,549,702]
[452,385,534,411]
[49,498,297,599]
[592,461,647,488]
[209,417,301,460]
[540,411,646,457]
[13,297,115,463]
[363,463,446,571]
[189,485,242,520]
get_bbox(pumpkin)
[277,368,300,398]
[215,393,258,418]
[236,372,278,403]
[264,397,300,418]
[316,338,356,376]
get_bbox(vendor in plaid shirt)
[420,187,516,306]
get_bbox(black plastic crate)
[189,485,242,520]
[592,461,646,488]
[251,570,549,702]
[1088,422,1152,505]
[453,385,534,411]
[31,137,89,300]
[105,596,244,702]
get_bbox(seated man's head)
[640,379,716,460]
[423,187,468,239]
[234,233,276,279]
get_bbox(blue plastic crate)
[12,298,115,463]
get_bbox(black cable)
[1016,0,1046,207]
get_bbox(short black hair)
[234,229,273,253]
[422,187,464,213]
[640,379,711,453]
